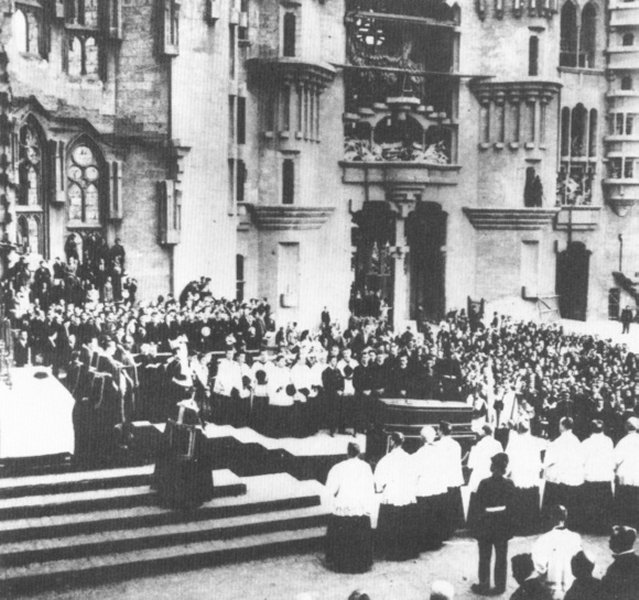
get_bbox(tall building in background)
[1,0,638,327]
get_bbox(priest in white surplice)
[374,432,418,561]
[506,420,542,535]
[437,420,466,536]
[324,442,375,573]
[414,426,449,550]
[614,416,639,529]
[581,419,614,533]
[542,417,584,530]
[533,504,582,600]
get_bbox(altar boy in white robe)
[325,442,375,573]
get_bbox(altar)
[0,368,75,459]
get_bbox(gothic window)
[557,105,597,205]
[282,159,295,204]
[623,33,635,46]
[579,3,597,68]
[66,35,101,79]
[18,121,44,208]
[283,12,296,57]
[66,141,103,228]
[85,37,99,77]
[560,1,599,68]
[561,106,571,155]
[13,5,44,57]
[16,118,46,255]
[588,109,597,157]
[571,104,587,156]
[560,2,578,67]
[236,254,245,302]
[529,36,539,76]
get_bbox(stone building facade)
[0,0,638,328]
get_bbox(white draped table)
[0,367,75,458]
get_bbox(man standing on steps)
[324,442,375,573]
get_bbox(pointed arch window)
[579,3,597,68]
[13,4,45,57]
[16,118,47,255]
[66,141,104,228]
[560,2,578,66]
[557,105,597,205]
[560,1,599,68]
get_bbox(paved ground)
[23,532,617,600]
[559,318,639,352]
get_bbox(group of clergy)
[325,423,464,574]
[324,412,639,577]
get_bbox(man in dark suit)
[13,329,31,367]
[601,525,639,600]
[353,351,374,433]
[471,452,516,596]
[621,306,634,335]
[322,355,344,437]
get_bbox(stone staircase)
[0,465,329,596]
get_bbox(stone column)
[387,185,419,331]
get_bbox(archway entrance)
[406,202,447,321]
[556,241,590,321]
[351,202,396,317]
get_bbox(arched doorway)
[350,202,396,317]
[556,242,590,321]
[406,202,447,321]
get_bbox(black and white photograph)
[1,0,639,598]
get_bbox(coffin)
[366,397,474,460]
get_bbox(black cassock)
[153,419,214,509]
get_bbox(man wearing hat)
[374,432,418,561]
[614,417,639,529]
[471,452,515,596]
[601,525,639,600]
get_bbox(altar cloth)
[0,367,75,459]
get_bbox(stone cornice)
[246,58,336,90]
[463,207,559,230]
[468,79,562,105]
[248,205,335,231]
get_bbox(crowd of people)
[327,433,639,600]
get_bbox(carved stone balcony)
[246,57,336,90]
[248,205,334,231]
[463,207,559,230]
[554,205,602,231]
[340,161,461,187]
[602,179,639,216]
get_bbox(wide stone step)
[0,505,329,567]
[0,465,157,499]
[0,474,324,543]
[0,526,327,596]
[0,469,246,520]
